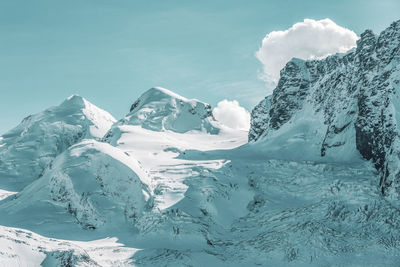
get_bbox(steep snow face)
[0,95,116,190]
[0,139,152,233]
[249,20,400,196]
[120,87,219,134]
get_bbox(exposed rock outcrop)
[249,20,400,196]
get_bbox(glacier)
[0,20,399,266]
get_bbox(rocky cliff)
[249,20,400,197]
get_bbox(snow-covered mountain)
[0,95,116,190]
[119,87,219,134]
[1,20,400,267]
[0,139,153,233]
[0,87,245,229]
[249,19,400,198]
[0,87,250,265]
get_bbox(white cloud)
[256,18,359,84]
[213,100,251,130]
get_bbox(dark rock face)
[249,20,400,195]
[248,96,271,141]
[130,99,141,112]
[269,59,311,130]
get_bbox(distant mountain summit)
[249,19,400,197]
[123,87,219,134]
[0,95,116,190]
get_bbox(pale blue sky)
[1,0,399,134]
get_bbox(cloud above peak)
[213,100,250,130]
[256,18,359,84]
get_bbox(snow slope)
[105,124,247,211]
[0,139,153,236]
[0,95,116,191]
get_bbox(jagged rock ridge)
[249,20,400,196]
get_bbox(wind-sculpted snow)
[249,19,400,197]
[0,95,116,190]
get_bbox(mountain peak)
[61,94,86,107]
[360,29,376,37]
[249,18,400,196]
[108,87,219,135]
[0,95,116,190]
[145,87,189,101]
[66,94,84,101]
[130,87,199,112]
